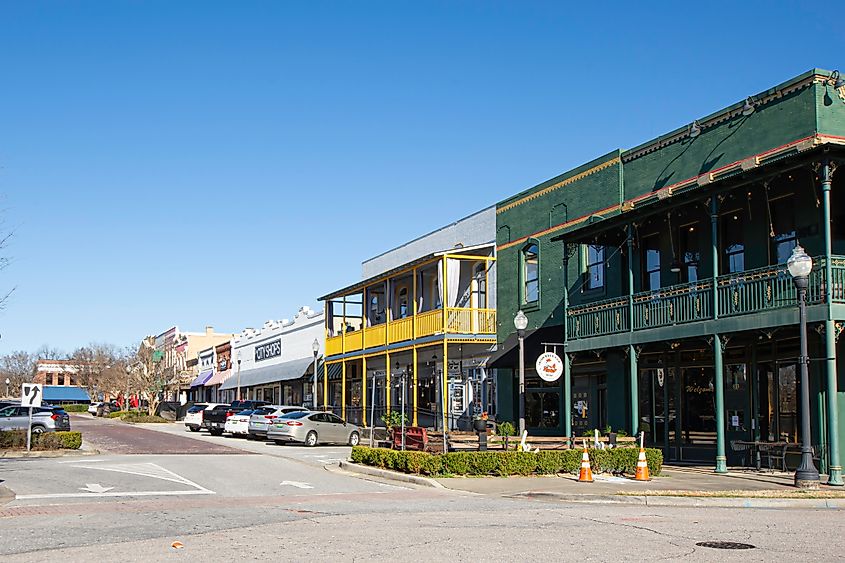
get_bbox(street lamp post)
[125,365,131,411]
[312,339,320,411]
[396,361,406,451]
[514,310,529,435]
[236,354,242,402]
[787,245,820,489]
[4,377,9,398]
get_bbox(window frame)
[584,244,606,292]
[520,240,540,309]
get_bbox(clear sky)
[1,1,842,354]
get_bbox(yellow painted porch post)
[341,361,346,419]
[322,362,328,410]
[442,340,449,434]
[412,267,418,339]
[442,255,448,332]
[386,351,392,414]
[412,346,418,426]
[362,356,367,426]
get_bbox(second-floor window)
[770,195,797,264]
[722,212,745,274]
[680,224,700,282]
[585,245,605,290]
[642,235,661,291]
[522,243,539,305]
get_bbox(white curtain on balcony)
[438,259,461,307]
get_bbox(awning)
[189,369,214,388]
[219,356,319,391]
[204,368,232,387]
[42,386,91,403]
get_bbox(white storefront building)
[219,306,324,405]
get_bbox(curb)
[511,491,844,509]
[338,461,445,489]
[0,484,15,506]
[0,448,100,459]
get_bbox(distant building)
[34,360,91,404]
[152,326,235,401]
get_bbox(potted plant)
[497,421,516,450]
[472,411,489,432]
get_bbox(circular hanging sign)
[535,352,564,383]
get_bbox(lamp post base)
[795,477,821,490]
[795,462,820,489]
[828,467,844,487]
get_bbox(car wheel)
[189,426,199,432]
[348,431,360,446]
[31,425,46,434]
[305,430,318,447]
[274,440,285,446]
[209,428,223,436]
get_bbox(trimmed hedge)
[350,446,662,477]
[0,430,83,450]
[61,404,90,413]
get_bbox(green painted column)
[564,354,572,438]
[821,160,843,486]
[629,345,638,435]
[714,335,727,473]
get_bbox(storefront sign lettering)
[254,339,282,362]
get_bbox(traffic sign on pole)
[21,383,43,408]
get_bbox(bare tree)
[128,337,164,415]
[0,206,15,311]
[34,345,66,361]
[70,343,129,400]
[0,350,35,397]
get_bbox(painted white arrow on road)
[79,483,114,493]
[280,480,313,489]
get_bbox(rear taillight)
[264,415,276,420]
[51,414,59,421]
[226,411,234,417]
[286,421,303,426]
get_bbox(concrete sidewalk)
[435,466,805,496]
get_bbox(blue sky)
[0,1,841,354]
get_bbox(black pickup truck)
[202,401,269,436]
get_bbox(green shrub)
[349,445,662,477]
[107,411,125,418]
[0,430,82,450]
[497,421,516,437]
[121,413,168,423]
[61,404,90,413]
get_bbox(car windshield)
[279,411,310,420]
[253,407,274,416]
[236,409,254,416]
[187,405,206,413]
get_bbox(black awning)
[486,325,564,370]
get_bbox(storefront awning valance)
[218,356,321,391]
[190,369,214,388]
[43,385,91,403]
[204,368,232,387]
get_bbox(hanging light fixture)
[689,120,701,138]
[667,212,682,274]
[741,97,755,116]
[831,70,845,90]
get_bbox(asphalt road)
[0,416,843,562]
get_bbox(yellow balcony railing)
[415,309,443,338]
[389,316,414,344]
[445,308,497,334]
[345,330,363,352]
[364,324,386,348]
[326,334,343,356]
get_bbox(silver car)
[0,405,71,434]
[247,405,309,440]
[267,410,360,447]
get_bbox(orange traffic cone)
[578,445,593,483]
[635,432,650,481]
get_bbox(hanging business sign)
[254,339,282,362]
[535,352,564,383]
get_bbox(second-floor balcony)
[566,255,845,341]
[326,307,497,356]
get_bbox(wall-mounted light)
[831,70,845,90]
[741,97,755,116]
[689,120,701,138]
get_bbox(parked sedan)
[247,405,309,440]
[267,411,360,447]
[0,405,71,433]
[223,409,255,436]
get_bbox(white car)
[184,403,223,432]
[87,402,101,416]
[223,408,254,436]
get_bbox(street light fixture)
[787,244,820,489]
[236,353,242,402]
[514,310,529,435]
[4,377,9,398]
[312,339,320,410]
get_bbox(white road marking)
[79,483,114,493]
[71,462,213,493]
[16,490,215,500]
[280,480,314,489]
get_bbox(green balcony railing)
[566,255,844,341]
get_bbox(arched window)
[522,243,539,305]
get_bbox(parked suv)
[248,405,309,440]
[183,403,220,432]
[0,405,71,433]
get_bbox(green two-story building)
[493,68,845,482]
